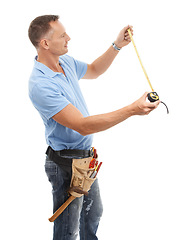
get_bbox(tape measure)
[147,92,159,102]
[127,29,169,114]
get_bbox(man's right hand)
[130,92,160,116]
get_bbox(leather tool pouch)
[68,156,98,198]
[46,146,98,198]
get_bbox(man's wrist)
[112,42,122,51]
[127,103,137,116]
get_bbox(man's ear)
[40,39,49,50]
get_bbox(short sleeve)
[30,82,70,120]
[73,58,87,80]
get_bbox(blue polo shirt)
[29,54,93,150]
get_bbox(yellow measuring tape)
[127,29,154,92]
[127,29,169,114]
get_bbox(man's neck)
[37,52,64,73]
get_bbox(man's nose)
[66,34,71,41]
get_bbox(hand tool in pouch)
[48,149,102,222]
[127,29,169,114]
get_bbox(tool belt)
[46,146,98,198]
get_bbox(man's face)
[45,20,71,56]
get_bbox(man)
[28,15,159,240]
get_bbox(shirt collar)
[34,56,64,78]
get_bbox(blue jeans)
[45,157,103,240]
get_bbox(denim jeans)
[45,156,103,240]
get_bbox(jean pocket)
[45,160,58,190]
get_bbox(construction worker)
[28,15,159,240]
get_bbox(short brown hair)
[28,15,59,48]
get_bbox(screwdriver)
[90,162,102,178]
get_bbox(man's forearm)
[90,25,133,78]
[80,105,133,136]
[83,26,133,79]
[91,45,119,77]
[79,92,159,136]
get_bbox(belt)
[45,146,94,168]
[55,147,94,158]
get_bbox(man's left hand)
[114,25,133,49]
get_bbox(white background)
[1,0,184,239]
